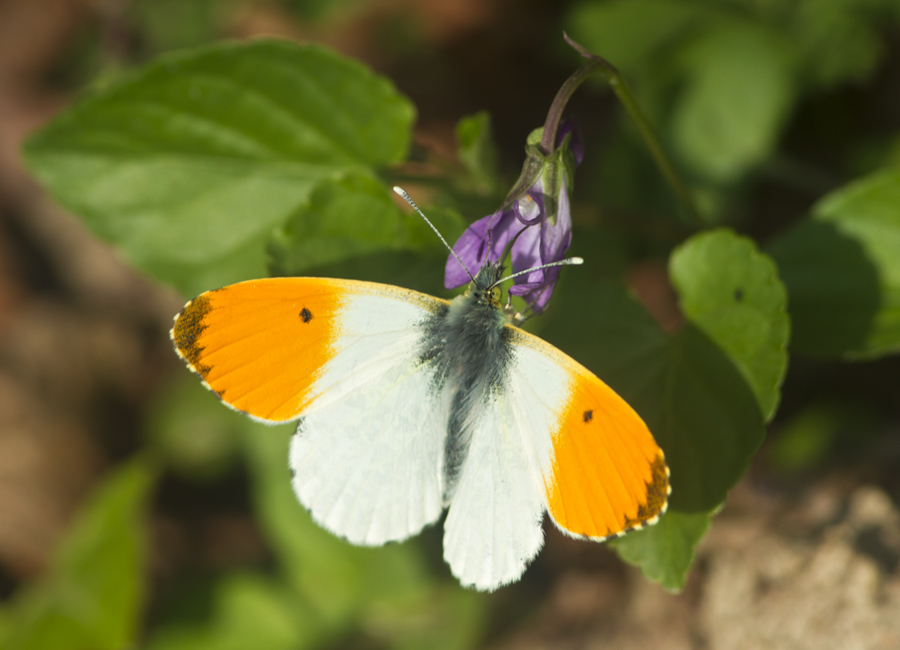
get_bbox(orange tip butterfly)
[170,189,669,591]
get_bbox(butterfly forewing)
[287,287,453,545]
[172,278,346,422]
[172,278,454,544]
[511,330,670,539]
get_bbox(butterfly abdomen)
[419,288,514,502]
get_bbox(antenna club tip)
[392,186,408,198]
[569,257,584,265]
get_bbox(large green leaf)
[768,169,900,359]
[23,40,415,295]
[670,229,790,421]
[0,459,155,650]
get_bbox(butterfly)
[170,195,669,592]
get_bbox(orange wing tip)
[550,452,671,543]
[170,294,213,378]
[169,295,232,408]
[617,452,671,535]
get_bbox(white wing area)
[289,291,450,546]
[443,339,571,590]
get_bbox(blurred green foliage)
[769,170,900,358]
[0,460,154,650]
[7,0,900,645]
[568,0,900,213]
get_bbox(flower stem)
[540,60,600,155]
[562,34,709,227]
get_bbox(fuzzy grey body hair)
[417,262,514,504]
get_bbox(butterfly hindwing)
[442,340,566,589]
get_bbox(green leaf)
[670,229,790,421]
[671,20,796,182]
[650,325,766,512]
[768,169,900,358]
[541,275,766,590]
[612,511,711,592]
[0,459,155,650]
[23,40,415,294]
[267,175,406,275]
[455,111,501,193]
[267,175,463,277]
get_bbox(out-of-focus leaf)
[567,0,899,206]
[145,573,320,650]
[793,0,895,87]
[0,459,155,650]
[456,111,501,193]
[671,20,795,182]
[143,372,251,479]
[566,0,704,72]
[401,203,467,254]
[767,403,844,473]
[612,511,711,592]
[23,40,415,295]
[129,0,225,52]
[670,229,790,421]
[768,169,900,358]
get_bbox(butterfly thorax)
[420,261,515,503]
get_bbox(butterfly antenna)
[393,186,475,283]
[492,257,584,288]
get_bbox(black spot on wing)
[300,307,313,323]
[583,409,593,423]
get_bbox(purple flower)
[445,123,581,314]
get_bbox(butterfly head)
[468,260,506,309]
